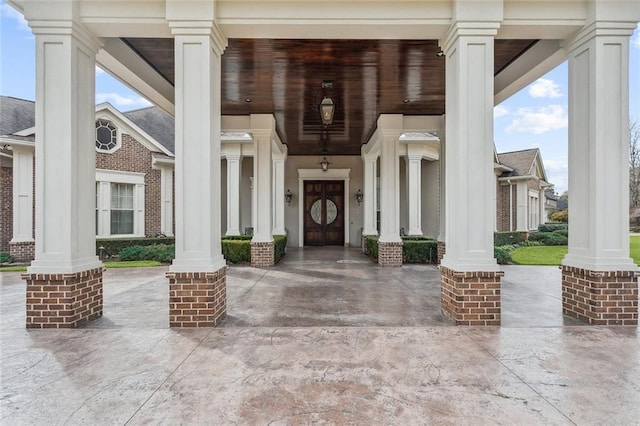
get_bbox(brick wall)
[9,241,34,263]
[23,267,103,328]
[166,268,226,327]
[496,183,517,232]
[562,266,638,325]
[251,241,275,268]
[437,240,445,264]
[378,241,403,267]
[96,134,162,236]
[440,267,503,326]
[0,165,12,252]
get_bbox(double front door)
[303,180,344,246]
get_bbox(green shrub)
[538,223,568,232]
[366,236,379,261]
[402,239,437,263]
[222,235,252,240]
[274,235,287,264]
[529,232,568,246]
[631,226,640,233]
[549,209,568,223]
[494,245,517,264]
[518,240,543,247]
[222,239,251,263]
[494,231,528,246]
[0,252,14,263]
[97,237,175,257]
[552,229,569,237]
[119,244,175,262]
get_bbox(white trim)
[297,168,351,247]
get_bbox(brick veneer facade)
[23,267,103,328]
[378,241,403,267]
[166,268,226,327]
[440,267,503,325]
[437,240,446,265]
[251,241,275,268]
[562,266,639,325]
[0,165,12,252]
[97,134,163,237]
[9,241,35,263]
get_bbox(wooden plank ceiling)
[123,38,536,155]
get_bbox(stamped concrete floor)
[1,247,638,424]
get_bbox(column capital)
[563,21,638,53]
[169,21,228,56]
[441,22,500,55]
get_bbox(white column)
[406,150,423,236]
[272,154,286,236]
[438,120,446,243]
[563,21,638,271]
[440,22,500,271]
[169,22,227,272]
[11,146,34,243]
[160,166,174,236]
[362,154,378,236]
[516,181,528,231]
[226,150,242,236]
[251,115,274,243]
[27,17,101,273]
[378,116,403,244]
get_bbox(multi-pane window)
[529,192,539,230]
[110,183,134,235]
[95,119,117,151]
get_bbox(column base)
[9,241,35,263]
[562,266,638,325]
[167,267,227,327]
[378,241,403,267]
[440,267,503,326]
[251,241,274,268]
[437,241,446,265]
[23,267,103,329]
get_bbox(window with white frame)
[95,119,120,152]
[529,190,539,230]
[95,170,145,237]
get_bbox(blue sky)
[1,1,639,194]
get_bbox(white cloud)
[1,3,30,32]
[528,78,563,98]
[506,105,568,135]
[494,105,509,118]
[96,93,152,110]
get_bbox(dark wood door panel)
[303,180,344,246]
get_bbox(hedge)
[494,231,528,246]
[366,236,379,261]
[97,237,175,258]
[538,223,568,232]
[274,235,287,264]
[222,239,251,263]
[119,244,175,262]
[552,229,569,237]
[0,252,14,264]
[528,231,568,246]
[494,245,517,264]
[403,239,437,263]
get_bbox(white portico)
[10,0,639,328]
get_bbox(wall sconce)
[285,189,293,204]
[355,189,363,204]
[319,97,335,126]
[319,156,331,172]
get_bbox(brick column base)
[23,267,103,328]
[361,234,368,254]
[440,267,503,325]
[562,266,638,325]
[437,241,446,265]
[378,241,403,267]
[9,241,35,263]
[251,241,274,268]
[167,267,226,327]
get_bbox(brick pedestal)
[378,241,403,267]
[251,241,274,268]
[440,267,503,325]
[361,234,368,254]
[437,241,446,265]
[167,267,226,327]
[9,241,35,263]
[562,266,638,325]
[23,267,103,328]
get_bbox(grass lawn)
[511,235,640,266]
[0,260,162,272]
